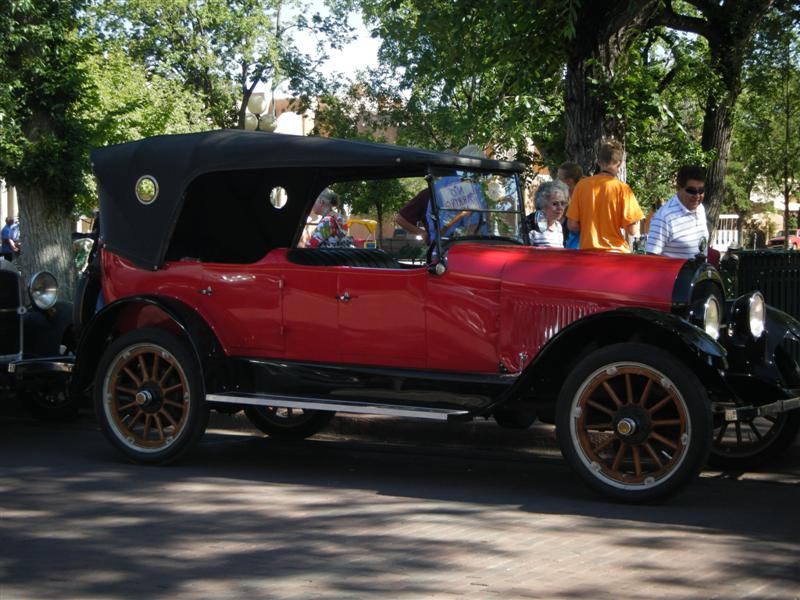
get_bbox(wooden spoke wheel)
[557,343,711,502]
[244,405,334,440]
[709,410,800,469]
[95,329,208,464]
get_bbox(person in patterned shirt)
[308,188,354,249]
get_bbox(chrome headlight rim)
[747,292,766,339]
[29,271,59,311]
[702,294,721,340]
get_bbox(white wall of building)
[0,178,19,224]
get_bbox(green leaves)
[0,0,95,214]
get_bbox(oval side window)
[270,186,288,209]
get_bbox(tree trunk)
[376,203,385,247]
[17,186,76,303]
[700,93,735,238]
[564,57,610,176]
[563,1,661,175]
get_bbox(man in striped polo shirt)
[645,165,708,259]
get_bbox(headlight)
[29,271,59,310]
[702,295,721,339]
[748,292,766,338]
[730,291,766,340]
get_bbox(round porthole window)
[135,175,159,204]
[269,186,288,209]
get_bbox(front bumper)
[713,395,800,422]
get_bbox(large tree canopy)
[0,0,98,297]
[351,0,784,232]
[91,0,352,129]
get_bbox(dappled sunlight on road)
[1,418,798,599]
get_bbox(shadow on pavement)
[1,410,798,599]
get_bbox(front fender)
[721,305,800,393]
[22,300,73,357]
[496,307,727,414]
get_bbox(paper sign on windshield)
[438,181,483,210]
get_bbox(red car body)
[768,229,800,249]
[73,130,800,502]
[101,246,681,374]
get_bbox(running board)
[206,393,472,421]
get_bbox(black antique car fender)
[493,306,728,423]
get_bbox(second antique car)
[1,260,76,420]
[72,130,800,502]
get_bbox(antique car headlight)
[702,295,721,339]
[729,292,766,340]
[29,271,59,310]
[747,292,765,338]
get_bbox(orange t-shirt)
[566,173,644,252]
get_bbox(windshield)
[429,169,524,243]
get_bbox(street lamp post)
[244,92,276,132]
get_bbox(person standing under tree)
[645,165,708,259]
[1,216,20,261]
[566,140,643,253]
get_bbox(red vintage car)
[768,228,800,250]
[71,130,800,502]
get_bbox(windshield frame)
[426,167,529,261]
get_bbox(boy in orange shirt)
[566,140,643,252]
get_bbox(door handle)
[337,292,351,302]
[198,286,213,296]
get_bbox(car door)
[280,263,341,364]
[198,261,285,356]
[335,265,428,369]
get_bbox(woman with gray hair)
[529,180,569,248]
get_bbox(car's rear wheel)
[244,405,334,439]
[709,410,800,469]
[556,343,711,502]
[94,328,208,464]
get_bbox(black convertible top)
[91,129,524,270]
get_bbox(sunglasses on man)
[683,186,705,196]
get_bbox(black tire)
[555,343,711,503]
[244,405,334,440]
[708,410,800,469]
[23,385,80,422]
[94,328,209,464]
[493,407,537,429]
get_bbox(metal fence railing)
[720,250,800,321]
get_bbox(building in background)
[0,178,18,225]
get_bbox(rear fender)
[70,296,223,396]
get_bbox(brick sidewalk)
[2,415,799,599]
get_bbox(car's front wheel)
[94,328,208,464]
[709,410,800,469]
[244,405,334,439]
[556,343,711,502]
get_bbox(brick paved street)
[1,411,798,599]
